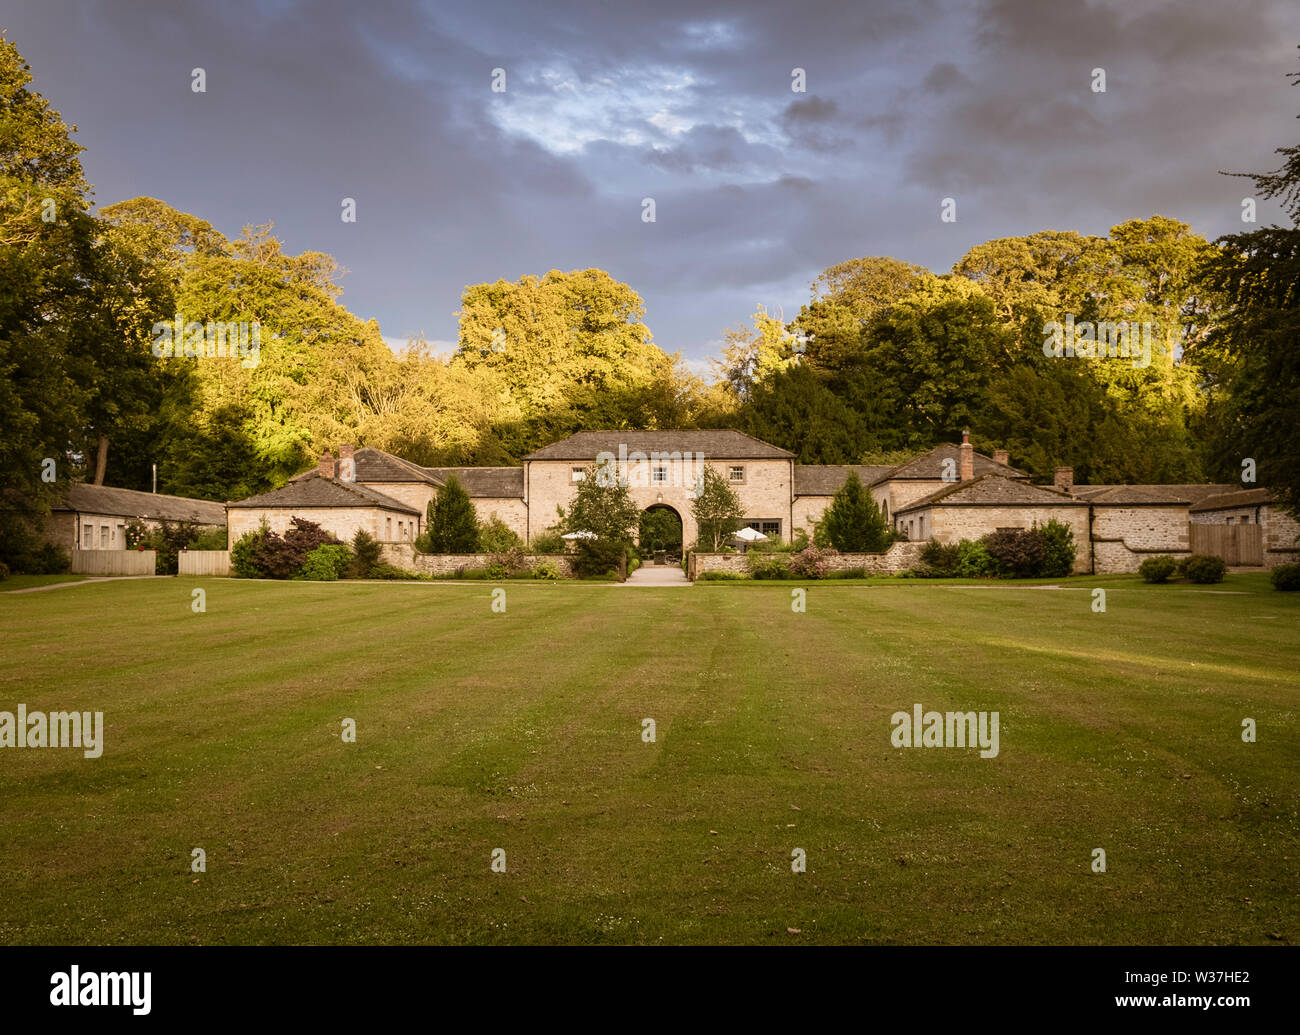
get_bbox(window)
[729,465,745,483]
[82,525,92,549]
[386,517,392,539]
[100,526,109,549]
[653,466,668,484]
[572,468,586,483]
[398,521,405,539]
[1226,517,1234,525]
[745,520,782,539]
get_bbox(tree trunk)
[93,433,108,485]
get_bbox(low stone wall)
[690,541,927,579]
[71,549,156,575]
[179,550,231,576]
[380,545,576,578]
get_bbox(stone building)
[222,429,1297,572]
[48,483,225,553]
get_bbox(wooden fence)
[1188,523,1264,566]
[70,549,156,576]
[178,550,231,576]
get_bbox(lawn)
[0,575,1296,945]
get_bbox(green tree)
[821,471,890,551]
[429,476,479,553]
[563,462,639,544]
[739,361,866,463]
[691,466,744,551]
[638,508,682,552]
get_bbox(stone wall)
[380,544,576,577]
[1265,506,1300,563]
[689,541,926,579]
[1090,504,1190,574]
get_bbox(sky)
[5,0,1299,369]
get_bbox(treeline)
[3,33,1299,574]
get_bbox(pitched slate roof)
[227,471,419,513]
[55,483,226,525]
[1072,484,1238,505]
[1189,488,1275,512]
[424,467,525,498]
[522,430,795,461]
[793,465,897,497]
[875,443,1026,484]
[350,447,443,484]
[896,474,1080,513]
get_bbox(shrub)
[190,526,229,550]
[299,544,352,581]
[485,545,529,579]
[350,529,382,578]
[1037,519,1077,578]
[627,554,642,575]
[697,570,751,581]
[230,526,267,578]
[826,566,867,579]
[531,560,562,581]
[369,563,420,580]
[789,545,833,579]
[983,528,1047,578]
[479,515,523,554]
[1139,555,1179,584]
[955,539,998,578]
[0,560,8,581]
[1182,554,1227,584]
[139,518,201,574]
[35,541,71,575]
[529,530,566,554]
[413,531,433,554]
[746,551,791,580]
[918,540,960,577]
[1270,563,1300,591]
[573,538,626,578]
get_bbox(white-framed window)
[729,465,745,483]
[653,466,668,484]
[82,525,93,549]
[572,467,586,483]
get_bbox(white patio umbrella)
[561,530,598,540]
[730,526,768,542]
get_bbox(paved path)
[4,575,159,594]
[623,564,691,586]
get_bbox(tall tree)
[428,476,480,553]
[820,471,890,551]
[691,466,744,551]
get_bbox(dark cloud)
[4,0,1297,362]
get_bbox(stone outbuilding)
[48,483,226,553]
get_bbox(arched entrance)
[638,504,683,563]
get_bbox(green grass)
[0,575,1295,945]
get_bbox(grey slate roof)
[896,474,1080,513]
[793,465,897,497]
[523,430,795,461]
[55,483,226,525]
[424,467,525,498]
[1189,488,1275,512]
[349,447,443,485]
[876,443,1026,484]
[1072,484,1238,505]
[227,471,419,513]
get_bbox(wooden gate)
[1188,523,1264,566]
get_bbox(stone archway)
[638,503,683,561]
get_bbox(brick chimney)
[959,430,974,482]
[993,449,1009,466]
[317,450,335,479]
[1054,466,1074,493]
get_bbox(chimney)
[959,430,974,482]
[339,443,354,461]
[1054,466,1074,493]
[993,449,1009,466]
[318,450,335,479]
